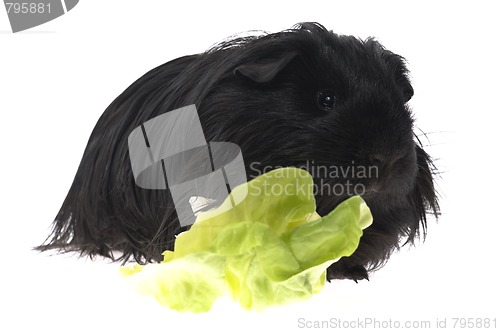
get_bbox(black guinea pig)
[38,22,439,282]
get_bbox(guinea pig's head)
[198,22,438,274]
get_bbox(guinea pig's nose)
[369,153,399,191]
[370,154,390,169]
[370,153,402,167]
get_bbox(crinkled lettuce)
[121,167,372,312]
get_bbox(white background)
[1,1,499,331]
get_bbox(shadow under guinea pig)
[37,22,439,282]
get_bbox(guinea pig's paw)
[326,264,369,283]
[347,265,370,283]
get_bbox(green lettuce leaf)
[121,167,372,312]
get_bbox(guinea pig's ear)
[234,51,298,83]
[392,57,414,102]
[381,48,414,102]
[398,74,414,102]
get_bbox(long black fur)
[37,23,439,281]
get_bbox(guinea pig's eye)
[316,90,336,111]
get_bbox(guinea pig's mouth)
[363,189,378,195]
[312,174,408,216]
